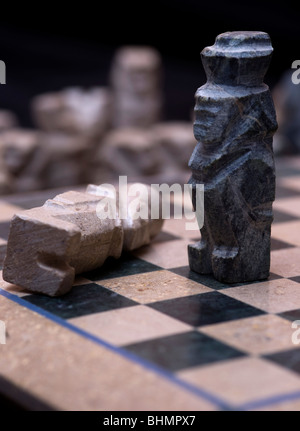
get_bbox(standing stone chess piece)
[188,31,278,283]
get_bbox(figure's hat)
[201,31,273,87]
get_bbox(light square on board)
[0,201,22,222]
[279,176,300,192]
[69,305,192,346]
[222,278,300,314]
[271,221,300,247]
[273,197,300,219]
[199,314,297,355]
[162,217,201,241]
[270,247,300,278]
[177,357,300,407]
[97,269,212,304]
[133,239,191,269]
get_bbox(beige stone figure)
[3,183,163,296]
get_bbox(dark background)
[0,0,298,126]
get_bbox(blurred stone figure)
[91,121,195,183]
[36,133,87,189]
[0,130,39,176]
[0,110,18,132]
[0,45,195,194]
[0,130,86,192]
[152,122,196,173]
[111,46,163,128]
[31,87,112,143]
[0,150,11,194]
[272,71,300,154]
[31,87,112,188]
[0,111,19,194]
[0,129,41,192]
[92,128,160,182]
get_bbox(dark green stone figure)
[188,31,278,283]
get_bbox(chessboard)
[1,157,300,411]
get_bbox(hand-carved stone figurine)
[188,31,278,283]
[3,183,163,296]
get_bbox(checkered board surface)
[1,158,300,411]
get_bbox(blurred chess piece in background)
[0,46,196,195]
[32,87,112,143]
[0,129,40,192]
[272,70,300,155]
[0,110,19,193]
[91,122,196,185]
[110,46,163,128]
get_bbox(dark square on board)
[264,348,300,376]
[124,330,245,372]
[148,291,265,327]
[23,283,138,319]
[82,253,162,282]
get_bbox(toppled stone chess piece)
[31,87,112,141]
[3,183,163,296]
[188,31,277,283]
[111,46,163,128]
[272,71,300,154]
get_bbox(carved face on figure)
[193,95,238,145]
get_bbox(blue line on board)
[1,287,300,411]
[237,389,300,411]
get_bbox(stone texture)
[188,31,277,283]
[3,183,163,296]
[111,46,163,128]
